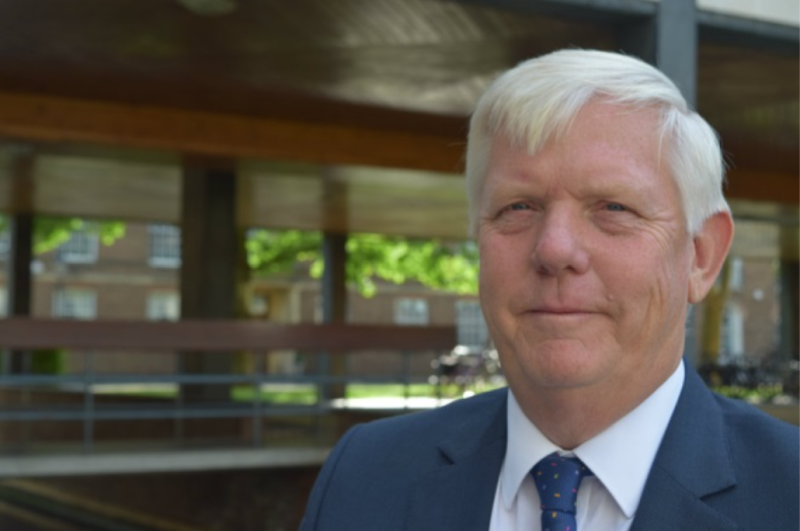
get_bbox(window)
[394,298,429,326]
[0,286,7,317]
[455,300,489,348]
[57,229,99,264]
[52,289,96,319]
[721,302,745,364]
[729,257,744,292]
[148,224,181,268]
[0,229,9,259]
[146,291,180,321]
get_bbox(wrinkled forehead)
[482,102,685,212]
[491,97,669,159]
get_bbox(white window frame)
[0,228,9,259]
[146,291,181,321]
[455,299,489,348]
[148,223,181,268]
[729,257,744,292]
[52,288,97,320]
[57,230,99,264]
[394,297,429,326]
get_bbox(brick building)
[0,221,488,378]
[0,219,786,377]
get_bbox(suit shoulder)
[354,387,507,441]
[300,388,507,530]
[713,392,799,462]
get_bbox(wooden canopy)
[0,0,796,248]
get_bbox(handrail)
[0,318,456,351]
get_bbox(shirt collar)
[501,360,685,517]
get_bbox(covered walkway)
[0,0,797,478]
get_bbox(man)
[300,49,799,531]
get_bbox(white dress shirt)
[489,361,685,531]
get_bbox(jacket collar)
[406,389,507,531]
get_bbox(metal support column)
[321,232,348,401]
[4,148,35,374]
[617,0,698,108]
[778,259,799,397]
[180,162,240,403]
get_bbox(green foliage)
[712,384,784,403]
[30,349,65,375]
[34,217,126,254]
[0,214,126,254]
[246,230,479,297]
[245,229,321,274]
[344,235,479,297]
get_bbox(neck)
[513,358,681,450]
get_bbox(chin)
[513,340,613,390]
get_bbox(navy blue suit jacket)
[300,366,799,531]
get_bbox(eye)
[605,202,627,212]
[504,202,531,212]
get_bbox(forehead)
[485,101,673,196]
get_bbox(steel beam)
[698,10,799,55]
[454,0,655,22]
[617,0,697,107]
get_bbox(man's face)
[478,101,694,402]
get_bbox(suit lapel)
[631,366,738,531]
[406,390,507,531]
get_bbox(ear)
[688,211,734,304]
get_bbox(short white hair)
[465,49,729,237]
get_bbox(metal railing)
[0,318,457,463]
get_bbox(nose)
[530,207,590,276]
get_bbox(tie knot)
[531,453,593,516]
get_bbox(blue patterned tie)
[531,453,593,531]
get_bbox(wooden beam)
[0,91,465,173]
[0,91,794,205]
[0,318,456,352]
[725,168,799,205]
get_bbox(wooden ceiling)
[0,0,796,250]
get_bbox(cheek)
[480,232,531,264]
[613,244,690,329]
[479,236,527,319]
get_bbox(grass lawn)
[95,382,505,404]
[231,383,503,404]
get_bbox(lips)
[531,307,588,314]
[527,305,594,315]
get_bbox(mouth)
[528,306,592,314]
[523,307,596,319]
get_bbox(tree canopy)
[0,215,478,297]
[246,230,479,297]
[0,215,125,254]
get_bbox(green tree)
[246,230,479,297]
[0,215,125,254]
[1,217,477,297]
